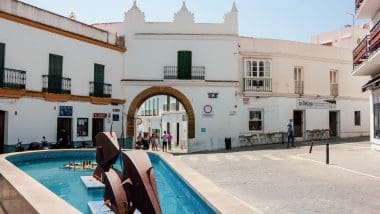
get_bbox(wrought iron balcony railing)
[295,80,304,95]
[353,36,370,66]
[42,75,71,94]
[0,68,26,89]
[243,77,272,92]
[370,19,380,53]
[89,81,112,98]
[355,0,364,12]
[164,66,205,80]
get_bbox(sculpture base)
[88,201,114,214]
[80,176,105,189]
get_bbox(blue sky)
[21,0,366,43]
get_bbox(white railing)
[243,77,272,92]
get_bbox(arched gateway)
[127,86,195,139]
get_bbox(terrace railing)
[89,81,112,98]
[42,75,71,94]
[244,77,272,92]
[164,66,205,80]
[0,68,26,89]
[353,36,370,66]
[370,19,380,53]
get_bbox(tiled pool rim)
[0,149,258,214]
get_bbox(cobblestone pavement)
[176,137,380,214]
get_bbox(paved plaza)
[176,138,380,214]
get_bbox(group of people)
[135,131,173,152]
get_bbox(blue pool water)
[7,151,215,214]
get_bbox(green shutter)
[0,43,5,86]
[48,54,63,93]
[177,51,192,79]
[94,64,105,96]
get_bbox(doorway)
[57,118,72,144]
[293,110,304,137]
[92,118,104,146]
[176,123,180,147]
[329,111,339,137]
[0,111,5,154]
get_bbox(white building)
[311,24,369,50]
[0,0,126,152]
[0,0,371,153]
[136,96,188,149]
[352,0,380,150]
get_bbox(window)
[354,111,361,126]
[77,118,88,137]
[294,67,303,94]
[375,104,380,139]
[249,109,263,131]
[330,69,339,96]
[48,54,63,93]
[245,59,271,77]
[93,63,105,96]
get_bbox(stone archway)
[127,86,195,139]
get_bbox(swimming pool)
[7,151,216,214]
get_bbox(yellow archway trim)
[127,86,195,139]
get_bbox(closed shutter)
[0,43,5,86]
[94,64,105,96]
[177,51,192,79]
[48,54,63,93]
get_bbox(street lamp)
[347,12,355,49]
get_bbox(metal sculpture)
[93,132,162,214]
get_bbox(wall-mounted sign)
[208,93,218,99]
[201,128,207,133]
[296,99,336,109]
[112,109,120,112]
[59,106,73,117]
[93,113,107,118]
[243,97,250,105]
[112,114,120,121]
[203,105,214,118]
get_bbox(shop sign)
[112,109,120,112]
[93,113,107,118]
[296,99,336,109]
[59,106,73,117]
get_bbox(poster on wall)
[77,118,88,137]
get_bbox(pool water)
[7,151,215,214]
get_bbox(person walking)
[150,134,157,151]
[287,119,295,148]
[168,132,173,151]
[161,131,168,152]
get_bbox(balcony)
[330,84,339,97]
[294,80,304,95]
[89,81,112,98]
[164,66,205,80]
[353,19,380,76]
[243,77,272,92]
[42,75,71,94]
[0,68,26,89]
[355,0,380,19]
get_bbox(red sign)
[136,118,143,126]
[93,113,107,118]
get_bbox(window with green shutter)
[0,43,5,86]
[93,64,105,97]
[48,54,63,93]
[177,51,192,79]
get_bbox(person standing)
[287,119,295,148]
[168,132,173,151]
[142,132,150,150]
[161,131,168,152]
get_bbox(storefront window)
[77,118,88,137]
[249,109,263,131]
[374,104,380,139]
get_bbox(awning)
[362,76,380,92]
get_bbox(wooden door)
[177,51,192,79]
[57,118,72,143]
[329,111,338,137]
[92,118,104,146]
[293,111,303,137]
[0,111,5,154]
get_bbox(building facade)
[352,0,380,150]
[0,0,371,153]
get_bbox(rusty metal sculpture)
[93,132,162,214]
